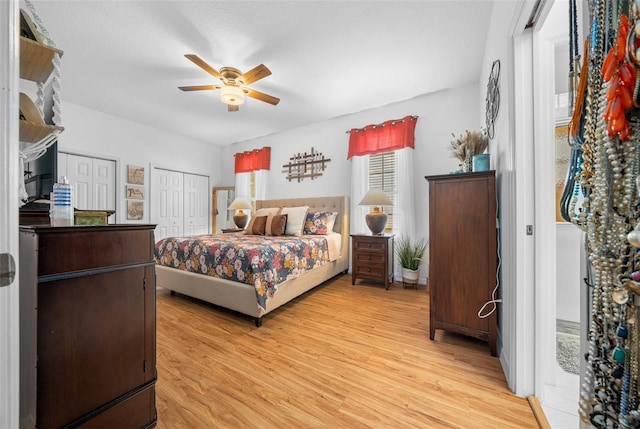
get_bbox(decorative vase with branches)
[450,129,489,172]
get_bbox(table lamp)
[358,189,392,235]
[228,198,251,229]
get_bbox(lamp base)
[365,211,388,235]
[233,213,248,229]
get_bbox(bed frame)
[155,196,350,326]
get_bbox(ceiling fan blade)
[239,64,271,85]
[178,84,221,91]
[227,104,239,112]
[184,54,222,79]
[245,88,280,105]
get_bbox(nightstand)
[351,234,394,289]
[221,228,244,233]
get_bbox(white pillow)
[254,207,281,216]
[244,207,281,234]
[281,206,309,236]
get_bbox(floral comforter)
[154,234,331,310]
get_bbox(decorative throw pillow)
[244,207,281,234]
[280,206,309,236]
[303,211,338,235]
[250,216,268,235]
[266,214,287,236]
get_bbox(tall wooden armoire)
[19,224,157,428]
[425,171,497,356]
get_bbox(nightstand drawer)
[355,252,385,264]
[355,262,385,277]
[354,239,386,253]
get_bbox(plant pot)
[402,267,419,288]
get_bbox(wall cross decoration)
[282,147,331,182]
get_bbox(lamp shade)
[358,189,392,207]
[228,198,251,211]
[220,85,245,106]
[359,189,392,235]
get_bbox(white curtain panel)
[350,154,369,235]
[394,147,416,239]
[254,169,268,201]
[234,172,251,199]
[393,146,417,277]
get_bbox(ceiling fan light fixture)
[220,85,245,106]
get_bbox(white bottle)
[51,177,74,226]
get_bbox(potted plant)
[395,235,428,287]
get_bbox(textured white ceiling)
[30,1,494,145]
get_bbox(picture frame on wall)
[126,184,145,200]
[127,200,144,220]
[127,165,145,185]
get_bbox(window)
[249,171,256,212]
[369,151,395,232]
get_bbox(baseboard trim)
[527,396,551,429]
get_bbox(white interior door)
[59,153,116,212]
[92,157,115,210]
[184,173,209,236]
[65,153,91,209]
[1,0,19,426]
[153,169,184,241]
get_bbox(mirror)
[212,186,235,233]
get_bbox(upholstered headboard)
[255,196,350,260]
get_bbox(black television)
[23,140,57,203]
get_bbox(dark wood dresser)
[425,171,497,356]
[19,224,157,428]
[351,234,394,289]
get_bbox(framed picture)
[127,200,144,220]
[127,165,145,185]
[126,184,145,200]
[555,124,570,222]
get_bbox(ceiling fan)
[178,54,280,112]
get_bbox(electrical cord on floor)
[478,191,503,319]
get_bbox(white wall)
[478,0,535,395]
[220,84,481,251]
[53,101,223,223]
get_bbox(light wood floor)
[155,274,538,428]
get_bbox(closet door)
[93,158,115,210]
[66,154,92,210]
[184,173,209,236]
[60,153,116,212]
[153,169,183,241]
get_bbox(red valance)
[347,115,418,159]
[234,147,271,173]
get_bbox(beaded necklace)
[576,1,640,427]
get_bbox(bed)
[154,196,350,326]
